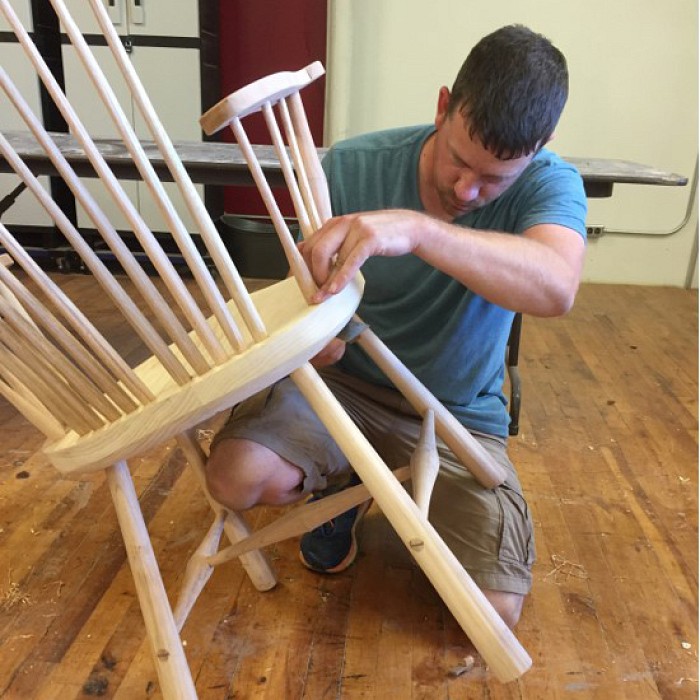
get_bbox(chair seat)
[44,276,363,475]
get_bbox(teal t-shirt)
[322,125,587,437]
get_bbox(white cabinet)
[64,0,199,39]
[0,1,52,228]
[61,0,204,234]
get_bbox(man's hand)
[299,210,421,303]
[309,337,346,368]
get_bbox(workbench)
[0,130,688,196]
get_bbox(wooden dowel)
[262,101,314,239]
[0,221,153,405]
[172,511,224,631]
[0,264,139,414]
[0,330,99,435]
[106,461,197,699]
[290,362,531,682]
[86,0,267,345]
[0,340,99,436]
[0,276,35,328]
[0,298,123,422]
[288,91,333,222]
[279,97,322,235]
[52,0,243,359]
[208,466,411,567]
[0,16,210,378]
[0,376,65,440]
[410,410,439,517]
[0,344,67,438]
[229,116,317,302]
[0,95,192,386]
[354,326,507,489]
[0,327,105,432]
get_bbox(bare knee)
[482,589,525,629]
[205,438,255,510]
[206,438,305,511]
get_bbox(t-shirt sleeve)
[321,146,344,216]
[514,160,588,240]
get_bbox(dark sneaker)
[299,474,371,574]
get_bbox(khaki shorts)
[212,367,535,595]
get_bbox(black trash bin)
[217,215,299,280]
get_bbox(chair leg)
[410,409,439,517]
[508,364,521,436]
[507,313,522,436]
[172,511,225,632]
[289,363,532,683]
[106,460,197,699]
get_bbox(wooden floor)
[0,277,696,699]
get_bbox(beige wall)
[325,0,698,287]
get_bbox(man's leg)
[483,590,525,629]
[206,438,305,511]
[427,432,535,629]
[205,377,352,512]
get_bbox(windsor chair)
[0,0,530,694]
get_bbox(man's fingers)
[302,218,352,286]
[312,254,363,303]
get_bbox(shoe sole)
[299,498,373,574]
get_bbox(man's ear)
[435,86,451,129]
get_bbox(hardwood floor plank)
[0,277,696,698]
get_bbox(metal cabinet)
[0,0,218,261]
[61,0,205,234]
[0,1,53,231]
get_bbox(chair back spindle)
[200,63,332,300]
[82,0,267,343]
[50,0,244,357]
[0,4,221,374]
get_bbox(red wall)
[218,1,328,216]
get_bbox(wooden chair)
[0,0,531,694]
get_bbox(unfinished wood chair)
[0,0,531,694]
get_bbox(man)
[206,24,587,630]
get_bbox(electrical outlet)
[586,225,604,238]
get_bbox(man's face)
[427,88,536,220]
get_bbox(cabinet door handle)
[128,0,145,25]
[105,0,123,25]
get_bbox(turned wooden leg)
[106,460,197,699]
[410,409,439,517]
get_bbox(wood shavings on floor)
[543,554,589,584]
[1,571,33,612]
